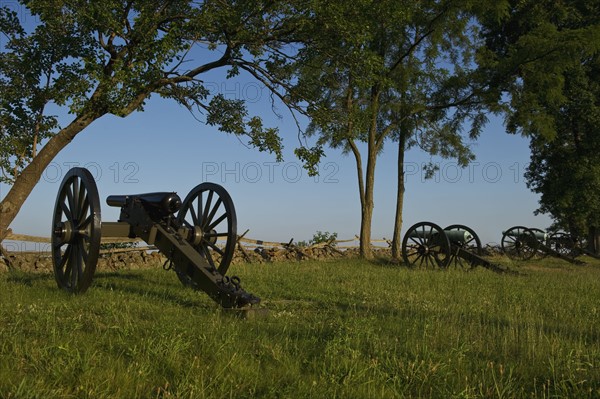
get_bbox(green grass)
[1,257,600,398]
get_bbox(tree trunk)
[358,89,382,259]
[359,166,374,259]
[349,139,375,260]
[391,130,407,261]
[588,226,600,255]
[0,112,104,242]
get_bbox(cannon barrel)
[106,192,182,215]
[445,229,473,243]
[502,229,547,241]
[408,228,473,243]
[106,195,128,208]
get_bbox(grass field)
[1,257,599,398]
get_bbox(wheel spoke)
[203,244,216,268]
[72,177,80,213]
[73,247,83,289]
[412,252,424,266]
[78,213,93,231]
[60,199,73,222]
[201,191,213,229]
[196,195,202,226]
[66,185,75,216]
[206,198,223,227]
[58,245,72,272]
[69,244,78,288]
[419,227,427,244]
[188,202,198,226]
[79,236,89,265]
[78,193,89,222]
[204,232,229,238]
[409,236,421,246]
[77,183,87,216]
[405,248,419,257]
[207,213,227,231]
[205,240,225,256]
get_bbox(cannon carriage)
[51,167,259,308]
[401,222,508,273]
[500,226,586,264]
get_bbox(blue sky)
[1,73,552,246]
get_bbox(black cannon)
[401,222,509,273]
[51,167,259,308]
[501,226,585,265]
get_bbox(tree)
[525,57,600,253]
[477,0,600,139]
[293,0,490,259]
[478,0,600,253]
[0,0,307,242]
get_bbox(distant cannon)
[51,167,259,308]
[401,222,509,273]
[501,226,585,265]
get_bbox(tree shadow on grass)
[92,271,215,310]
[4,270,54,286]
[4,269,148,287]
[367,256,411,269]
[5,268,215,310]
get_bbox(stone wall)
[0,244,394,273]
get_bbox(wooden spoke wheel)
[548,231,577,257]
[402,222,451,269]
[444,224,482,270]
[175,183,237,287]
[51,167,101,293]
[501,226,538,261]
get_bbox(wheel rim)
[402,222,451,269]
[444,224,482,270]
[501,226,537,261]
[51,168,101,293]
[176,183,237,286]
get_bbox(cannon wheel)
[402,222,451,269]
[51,167,101,293]
[444,224,482,270]
[501,226,538,261]
[176,183,237,287]
[548,231,577,257]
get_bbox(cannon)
[51,167,259,308]
[401,222,509,273]
[501,226,584,264]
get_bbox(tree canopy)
[525,55,600,238]
[479,0,600,242]
[0,0,309,240]
[477,0,600,139]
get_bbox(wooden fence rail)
[3,230,392,252]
